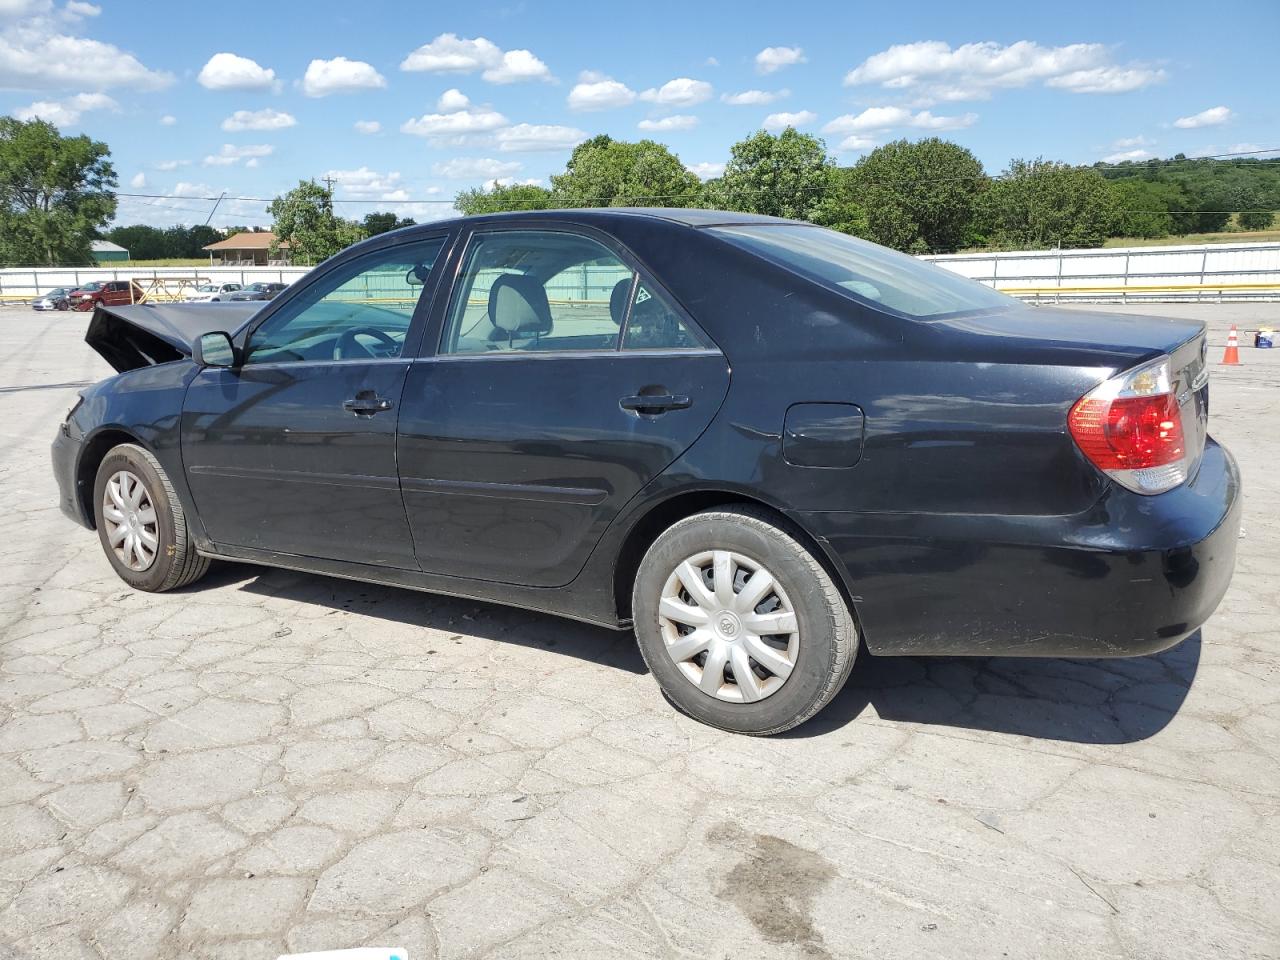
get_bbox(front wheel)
[631,506,857,735]
[92,443,210,592]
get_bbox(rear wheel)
[631,506,857,735]
[92,443,210,592]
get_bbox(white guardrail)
[923,240,1280,302]
[2,240,1279,304]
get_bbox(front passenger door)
[182,236,447,567]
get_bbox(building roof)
[203,231,286,251]
[92,240,128,253]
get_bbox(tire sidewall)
[93,446,179,591]
[633,512,845,734]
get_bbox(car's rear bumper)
[801,437,1242,658]
[51,426,92,529]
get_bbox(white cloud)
[495,123,587,151]
[0,19,172,90]
[1113,134,1152,149]
[301,56,386,96]
[1047,66,1166,94]
[399,33,551,83]
[639,77,712,107]
[0,0,51,16]
[12,90,115,125]
[567,72,635,111]
[433,156,522,179]
[400,91,507,136]
[763,110,816,131]
[705,56,719,67]
[483,176,543,190]
[322,166,404,197]
[837,135,877,152]
[155,159,187,171]
[221,108,296,131]
[159,114,176,126]
[436,88,470,111]
[755,46,806,74]
[823,106,976,133]
[354,119,380,134]
[1102,148,1155,163]
[198,52,277,91]
[129,172,145,188]
[845,40,1163,98]
[686,161,725,180]
[1174,105,1232,129]
[721,88,787,105]
[62,1,99,18]
[638,114,698,131]
[203,143,274,166]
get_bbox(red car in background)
[70,280,144,311]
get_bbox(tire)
[631,506,857,735]
[92,443,211,592]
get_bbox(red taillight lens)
[1068,355,1191,495]
[1068,393,1185,470]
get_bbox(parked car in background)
[31,287,73,311]
[69,280,144,311]
[52,209,1241,735]
[226,282,288,302]
[186,282,242,303]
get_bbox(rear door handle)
[343,396,394,417]
[619,393,691,415]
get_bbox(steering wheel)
[333,326,398,360]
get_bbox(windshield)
[710,224,1014,319]
[79,282,103,292]
[196,284,218,293]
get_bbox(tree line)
[457,130,1280,254]
[2,114,1276,266]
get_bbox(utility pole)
[321,175,336,213]
[204,191,226,226]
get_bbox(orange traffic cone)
[1221,325,1241,365]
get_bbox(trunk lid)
[86,302,261,373]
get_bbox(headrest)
[609,277,633,326]
[488,273,552,337]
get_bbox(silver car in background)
[31,287,72,311]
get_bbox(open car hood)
[86,302,261,373]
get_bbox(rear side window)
[711,224,1014,319]
[441,230,629,355]
[619,281,704,351]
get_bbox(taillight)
[1068,356,1189,495]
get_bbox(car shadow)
[211,563,1199,743]
[781,631,1202,744]
[217,562,648,675]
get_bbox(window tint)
[621,281,704,350]
[710,224,1014,319]
[245,238,444,364]
[442,231,630,355]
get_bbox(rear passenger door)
[398,225,730,587]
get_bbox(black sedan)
[51,209,1240,734]
[226,281,289,301]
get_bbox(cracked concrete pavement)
[0,301,1277,959]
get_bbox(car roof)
[384,207,809,237]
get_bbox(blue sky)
[3,0,1277,228]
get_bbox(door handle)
[619,393,691,415]
[343,396,394,417]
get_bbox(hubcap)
[102,470,159,572]
[657,550,799,703]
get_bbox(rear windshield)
[710,224,1013,319]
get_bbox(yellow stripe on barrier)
[1002,281,1280,294]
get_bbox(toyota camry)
[51,209,1241,734]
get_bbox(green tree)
[716,127,834,221]
[362,211,416,235]
[454,182,553,216]
[809,165,869,236]
[550,135,702,207]
[0,117,116,265]
[851,138,987,253]
[268,180,366,264]
[1238,209,1276,230]
[1107,178,1190,239]
[982,159,1118,249]
[106,224,168,260]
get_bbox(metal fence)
[5,240,1280,305]
[923,241,1280,303]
